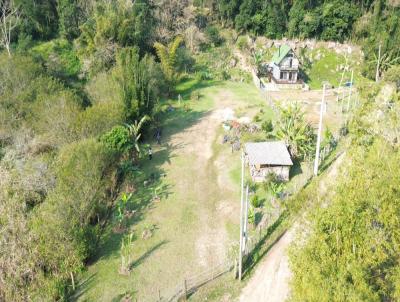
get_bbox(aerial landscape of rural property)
[1,1,400,301]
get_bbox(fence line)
[152,259,234,302]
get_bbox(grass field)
[74,80,274,302]
[74,62,349,301]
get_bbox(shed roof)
[245,141,293,166]
[271,44,292,65]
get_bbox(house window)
[280,71,284,79]
[289,72,293,81]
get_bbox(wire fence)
[150,260,234,302]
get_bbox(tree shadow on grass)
[77,79,222,296]
[129,240,168,270]
[69,273,97,302]
[175,78,223,99]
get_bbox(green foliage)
[251,195,262,208]
[125,115,150,160]
[114,47,163,122]
[385,65,400,83]
[101,126,132,154]
[76,0,154,75]
[30,39,82,79]
[248,206,255,225]
[205,26,224,47]
[116,192,132,227]
[120,232,134,274]
[28,138,117,300]
[16,0,59,40]
[290,139,400,301]
[56,0,83,40]
[74,100,125,139]
[274,104,316,159]
[154,36,184,88]
[236,35,248,51]
[261,119,274,136]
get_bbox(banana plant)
[125,115,150,161]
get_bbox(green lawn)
[73,80,275,302]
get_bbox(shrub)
[236,36,249,51]
[261,120,273,134]
[385,65,400,90]
[251,195,262,208]
[101,126,132,154]
[205,26,224,47]
[196,70,213,81]
[253,114,261,122]
[74,101,125,139]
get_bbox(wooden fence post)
[234,258,238,279]
[184,279,188,301]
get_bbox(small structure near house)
[269,44,300,85]
[244,141,293,182]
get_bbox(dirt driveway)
[238,152,347,302]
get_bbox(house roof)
[244,141,293,166]
[271,44,292,65]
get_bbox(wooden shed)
[244,141,293,182]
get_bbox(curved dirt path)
[239,152,347,302]
[239,228,294,302]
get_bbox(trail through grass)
[74,80,270,301]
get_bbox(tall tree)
[0,0,20,56]
[154,35,183,89]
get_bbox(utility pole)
[346,70,354,112]
[243,185,249,255]
[376,43,381,83]
[238,151,245,280]
[314,84,326,176]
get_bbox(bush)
[30,39,81,79]
[236,36,249,51]
[74,101,125,139]
[205,26,224,47]
[101,126,132,154]
[262,120,273,134]
[253,114,261,122]
[196,70,213,81]
[251,195,262,208]
[385,65,400,90]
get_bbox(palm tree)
[154,36,184,89]
[274,104,315,159]
[125,115,150,161]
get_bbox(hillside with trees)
[1,0,400,301]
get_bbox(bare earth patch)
[239,228,294,302]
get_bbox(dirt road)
[238,151,347,302]
[239,228,294,302]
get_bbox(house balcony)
[278,65,299,71]
[271,76,303,85]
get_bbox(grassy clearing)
[74,80,272,302]
[303,47,369,89]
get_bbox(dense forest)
[1,0,400,301]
